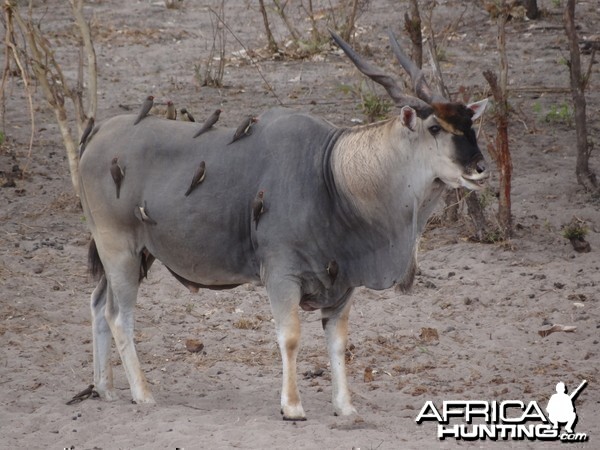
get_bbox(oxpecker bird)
[180,108,195,122]
[166,101,177,120]
[136,201,157,225]
[78,117,95,157]
[326,260,339,284]
[251,190,265,230]
[184,161,206,196]
[133,95,154,125]
[229,116,258,144]
[79,117,95,146]
[110,157,125,199]
[193,109,221,138]
[66,384,97,405]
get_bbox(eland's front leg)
[267,280,305,420]
[322,298,357,416]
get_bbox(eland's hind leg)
[267,278,305,420]
[103,254,155,404]
[322,295,357,416]
[91,275,118,400]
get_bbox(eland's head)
[330,30,489,191]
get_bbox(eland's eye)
[428,125,442,135]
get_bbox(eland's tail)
[88,239,105,280]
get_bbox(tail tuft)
[88,239,104,280]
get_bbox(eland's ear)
[400,106,417,131]
[467,98,488,121]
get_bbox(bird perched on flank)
[180,108,195,122]
[252,190,265,230]
[133,95,154,125]
[193,109,221,138]
[110,157,125,199]
[229,116,258,144]
[166,101,177,120]
[184,161,206,196]
[326,260,339,285]
[135,201,157,225]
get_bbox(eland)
[78,30,488,420]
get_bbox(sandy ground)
[0,0,599,448]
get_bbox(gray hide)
[80,108,438,310]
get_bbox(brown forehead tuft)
[431,102,474,134]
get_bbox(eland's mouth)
[460,171,489,190]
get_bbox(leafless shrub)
[195,1,226,88]
[1,0,98,196]
[259,0,370,58]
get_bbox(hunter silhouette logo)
[547,380,586,434]
[416,379,589,442]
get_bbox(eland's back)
[80,108,339,285]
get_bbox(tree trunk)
[483,52,512,238]
[564,0,597,191]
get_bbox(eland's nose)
[475,160,486,174]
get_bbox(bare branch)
[303,0,319,43]
[341,0,359,43]
[209,7,283,106]
[258,0,278,53]
[582,48,595,91]
[403,0,422,69]
[4,3,36,163]
[70,0,97,124]
[272,0,300,41]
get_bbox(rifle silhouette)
[569,380,587,401]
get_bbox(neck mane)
[332,118,426,219]
[332,119,393,201]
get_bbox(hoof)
[283,415,307,421]
[281,403,306,421]
[333,404,358,417]
[132,395,156,405]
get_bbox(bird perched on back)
[110,157,125,199]
[252,190,265,230]
[184,161,206,196]
[79,117,95,146]
[180,108,195,122]
[133,95,154,125]
[78,117,95,157]
[193,109,221,138]
[166,101,177,120]
[229,116,258,144]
